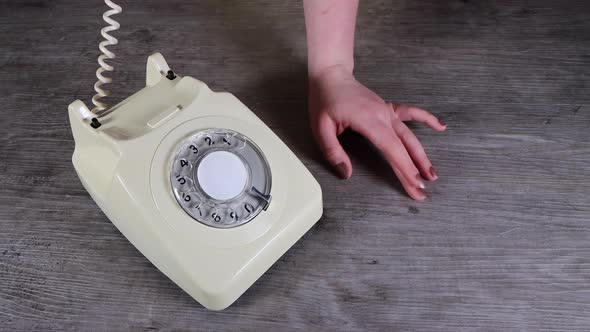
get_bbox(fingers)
[392,120,438,181]
[390,103,447,131]
[352,119,427,201]
[313,114,352,179]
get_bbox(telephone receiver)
[69,53,323,310]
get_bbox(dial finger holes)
[243,202,254,218]
[171,128,271,228]
[230,134,246,150]
[178,192,200,209]
[173,174,194,192]
[173,158,193,176]
[222,134,232,146]
[228,209,239,223]
[210,208,222,223]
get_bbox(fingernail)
[429,166,438,179]
[417,188,427,200]
[438,119,446,127]
[336,163,349,179]
[416,174,426,189]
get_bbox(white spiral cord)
[91,0,122,114]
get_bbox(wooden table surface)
[1,0,589,330]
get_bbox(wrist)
[304,0,357,80]
[307,64,354,102]
[308,61,354,82]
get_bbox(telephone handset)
[69,53,323,310]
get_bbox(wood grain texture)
[1,0,589,330]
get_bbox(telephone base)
[68,53,323,310]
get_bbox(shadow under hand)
[247,68,407,199]
[246,67,323,164]
[339,130,406,196]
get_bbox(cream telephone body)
[69,53,323,310]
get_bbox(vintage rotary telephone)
[69,0,322,310]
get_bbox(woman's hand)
[303,0,445,200]
[308,64,447,200]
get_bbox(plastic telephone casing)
[68,53,323,310]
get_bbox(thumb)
[314,116,352,179]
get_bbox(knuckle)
[389,109,400,122]
[322,146,342,162]
[422,111,434,120]
[372,108,390,123]
[358,103,372,113]
[400,127,414,142]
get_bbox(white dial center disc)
[197,151,248,201]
